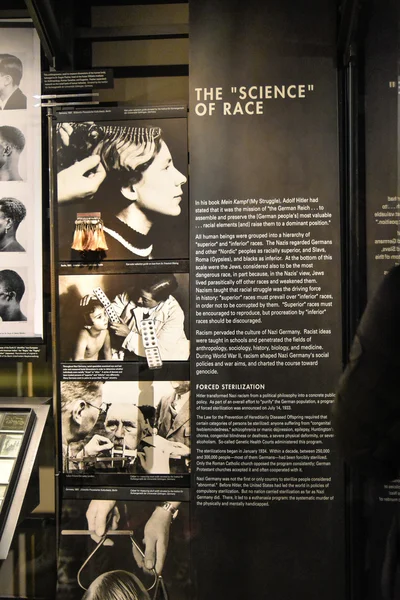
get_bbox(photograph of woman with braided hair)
[55,115,188,261]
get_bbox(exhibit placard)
[189,0,345,598]
[53,106,191,491]
[0,26,43,340]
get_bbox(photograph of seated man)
[0,197,26,252]
[73,299,112,361]
[0,54,26,110]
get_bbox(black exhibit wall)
[189,1,344,599]
[357,1,400,598]
[365,0,398,294]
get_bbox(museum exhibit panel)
[0,0,398,599]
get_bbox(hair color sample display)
[55,110,188,262]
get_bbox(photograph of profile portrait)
[0,197,26,251]
[57,497,191,600]
[55,117,188,261]
[0,125,26,182]
[0,54,26,110]
[58,272,189,362]
[0,268,27,322]
[61,380,190,476]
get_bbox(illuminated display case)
[0,401,50,561]
[0,409,36,537]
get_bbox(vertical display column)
[360,1,400,598]
[189,1,345,599]
[52,106,192,600]
[365,0,399,293]
[0,26,43,348]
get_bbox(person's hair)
[82,299,106,327]
[98,124,163,187]
[0,54,23,86]
[142,274,178,303]
[82,570,150,600]
[60,381,103,411]
[0,197,26,229]
[0,126,25,153]
[56,122,163,190]
[0,269,25,302]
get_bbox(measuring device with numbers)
[92,287,163,369]
[92,287,122,324]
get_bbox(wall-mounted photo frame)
[0,407,36,536]
[0,26,43,342]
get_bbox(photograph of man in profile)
[0,197,26,252]
[0,126,25,181]
[0,54,26,110]
[0,269,26,321]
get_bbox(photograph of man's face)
[79,397,104,437]
[104,403,145,450]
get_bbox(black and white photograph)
[61,380,190,476]
[58,272,190,363]
[0,27,42,339]
[0,267,27,322]
[0,53,27,110]
[0,27,43,340]
[57,497,190,600]
[0,410,29,431]
[0,433,22,458]
[0,122,26,182]
[56,114,188,262]
[0,459,13,484]
[0,196,26,251]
